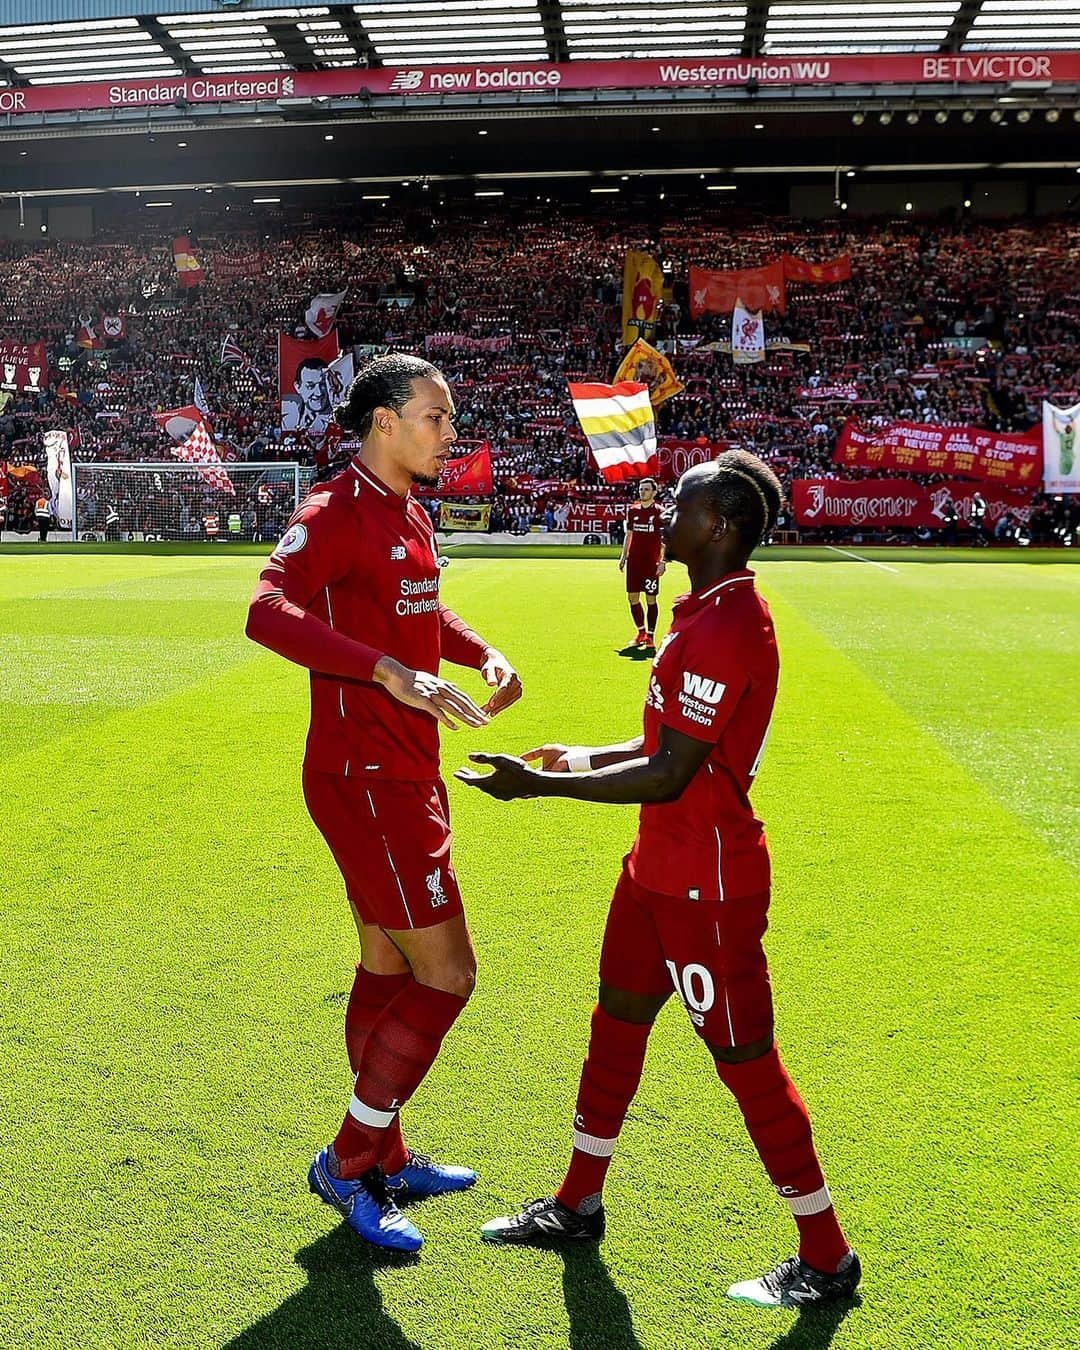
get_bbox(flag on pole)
[193,375,210,420]
[305,290,348,339]
[438,443,493,496]
[732,299,766,365]
[621,251,664,346]
[1043,400,1080,494]
[76,315,103,350]
[569,380,658,483]
[220,335,246,365]
[171,419,234,494]
[220,334,268,386]
[173,236,204,289]
[613,338,684,407]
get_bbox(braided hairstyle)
[335,352,442,438]
[699,450,782,559]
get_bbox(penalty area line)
[826,545,900,574]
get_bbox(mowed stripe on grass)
[0,555,1075,1350]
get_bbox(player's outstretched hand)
[521,744,572,772]
[454,752,538,800]
[479,648,523,717]
[375,657,490,731]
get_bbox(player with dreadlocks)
[458,450,861,1310]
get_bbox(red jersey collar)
[672,568,755,616]
[350,456,409,512]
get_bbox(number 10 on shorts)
[666,960,715,1027]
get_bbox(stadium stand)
[1,204,1076,543]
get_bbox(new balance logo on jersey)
[390,545,407,560]
[389,70,424,91]
[426,868,448,908]
[682,672,726,704]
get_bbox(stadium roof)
[0,1,1075,86]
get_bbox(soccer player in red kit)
[618,476,665,650]
[246,353,522,1254]
[459,451,861,1309]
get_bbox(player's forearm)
[246,579,382,683]
[438,604,490,670]
[582,736,645,770]
[533,754,681,804]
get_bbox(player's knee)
[435,959,476,1000]
[707,1032,774,1065]
[598,981,668,1025]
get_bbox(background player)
[458,452,860,1309]
[618,477,665,651]
[247,353,522,1254]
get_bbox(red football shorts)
[599,862,773,1048]
[625,562,660,596]
[302,769,464,931]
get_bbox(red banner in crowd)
[0,55,1076,116]
[0,340,47,393]
[689,263,786,317]
[438,444,493,496]
[783,254,852,284]
[793,478,1034,530]
[657,438,730,483]
[835,420,1043,487]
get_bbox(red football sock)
[629,601,645,630]
[715,1045,850,1273]
[344,965,411,1174]
[645,602,658,635]
[334,979,467,1179]
[556,1006,651,1212]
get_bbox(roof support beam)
[539,0,570,64]
[329,5,381,69]
[943,0,986,51]
[265,18,318,71]
[136,16,196,76]
[743,0,771,57]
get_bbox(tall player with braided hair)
[459,451,861,1309]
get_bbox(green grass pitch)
[1,547,1077,1350]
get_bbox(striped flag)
[568,380,658,483]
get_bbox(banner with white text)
[793,479,1034,530]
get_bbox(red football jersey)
[248,457,488,779]
[625,502,663,567]
[626,570,778,901]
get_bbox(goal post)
[69,462,313,543]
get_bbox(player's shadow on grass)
[616,644,654,661]
[764,1293,861,1350]
[559,1244,644,1350]
[221,1227,421,1350]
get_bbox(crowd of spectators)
[1,200,1077,544]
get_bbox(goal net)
[69,462,313,543]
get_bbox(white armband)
[565,747,593,773]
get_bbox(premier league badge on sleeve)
[276,522,308,556]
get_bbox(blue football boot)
[384,1150,478,1200]
[307,1147,423,1253]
